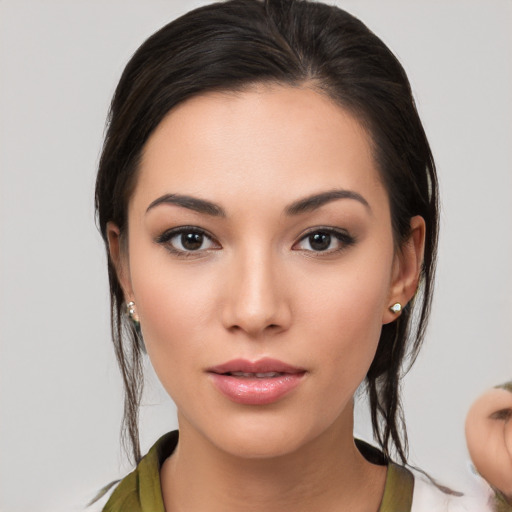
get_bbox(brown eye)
[181,232,204,251]
[308,232,331,251]
[294,228,355,253]
[156,227,220,256]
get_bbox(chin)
[194,411,332,461]
[215,431,310,460]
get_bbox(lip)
[207,358,306,405]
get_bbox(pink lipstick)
[207,358,305,405]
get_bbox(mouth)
[207,357,305,375]
[207,358,306,405]
[222,371,287,378]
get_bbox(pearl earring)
[126,301,145,352]
[126,301,139,324]
[389,303,402,314]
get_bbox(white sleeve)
[410,466,496,512]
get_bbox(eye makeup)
[155,226,220,258]
[154,224,356,259]
[292,227,356,255]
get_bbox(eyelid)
[155,225,355,257]
[292,226,355,253]
[488,408,512,421]
[155,225,221,257]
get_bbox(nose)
[221,247,292,338]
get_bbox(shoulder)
[84,478,139,512]
[409,465,497,512]
[92,431,179,512]
[100,470,142,512]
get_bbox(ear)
[382,215,426,324]
[106,221,134,301]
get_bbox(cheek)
[128,248,219,383]
[299,251,392,343]
[137,274,212,340]
[293,251,394,392]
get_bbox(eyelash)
[294,227,355,256]
[155,226,220,258]
[155,226,355,258]
[489,408,512,421]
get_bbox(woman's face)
[466,387,512,499]
[110,85,423,458]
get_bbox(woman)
[93,0,495,510]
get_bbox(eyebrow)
[284,189,370,215]
[146,194,226,217]
[146,189,370,217]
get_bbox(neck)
[161,407,387,512]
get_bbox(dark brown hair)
[96,0,438,464]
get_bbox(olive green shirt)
[102,431,414,512]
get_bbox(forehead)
[133,84,386,215]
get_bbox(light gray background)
[0,1,510,511]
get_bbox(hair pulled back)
[96,0,438,464]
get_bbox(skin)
[108,84,425,512]
[466,387,512,502]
